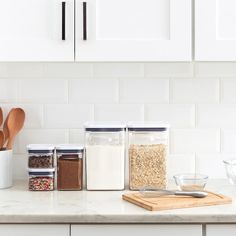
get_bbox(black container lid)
[127,122,169,132]
[84,122,126,132]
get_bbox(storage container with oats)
[128,123,169,190]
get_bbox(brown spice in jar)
[129,144,167,190]
[28,155,54,168]
[57,155,83,190]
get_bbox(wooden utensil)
[3,109,14,146]
[122,191,232,211]
[6,108,25,150]
[0,131,4,149]
[0,107,3,127]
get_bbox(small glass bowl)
[173,174,208,191]
[223,159,236,185]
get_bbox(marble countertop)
[0,180,236,223]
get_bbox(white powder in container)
[86,145,125,190]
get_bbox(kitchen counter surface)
[0,180,236,224]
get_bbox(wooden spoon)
[3,108,14,146]
[0,107,3,127]
[0,131,4,149]
[6,108,25,150]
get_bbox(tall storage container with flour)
[85,123,126,190]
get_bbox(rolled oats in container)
[27,144,54,168]
[28,168,55,191]
[128,123,169,190]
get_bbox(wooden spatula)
[0,107,3,127]
[6,108,25,150]
[3,108,13,146]
[0,131,4,149]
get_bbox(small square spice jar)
[27,144,55,169]
[56,144,84,191]
[28,168,55,191]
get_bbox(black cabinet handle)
[62,1,66,40]
[83,2,87,40]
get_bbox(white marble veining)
[0,180,236,223]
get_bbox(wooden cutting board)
[122,191,232,211]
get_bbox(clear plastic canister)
[128,123,169,190]
[28,168,55,191]
[56,144,84,191]
[85,123,126,190]
[27,144,54,169]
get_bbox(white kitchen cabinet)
[71,224,202,236]
[0,0,74,61]
[75,0,192,61]
[195,0,236,61]
[0,224,69,236]
[206,225,236,236]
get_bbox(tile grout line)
[168,78,172,104]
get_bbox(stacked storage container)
[27,144,55,191]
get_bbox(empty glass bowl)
[223,159,236,185]
[173,174,208,191]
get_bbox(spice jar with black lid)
[56,144,84,191]
[27,144,54,169]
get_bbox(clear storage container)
[128,123,169,190]
[28,168,55,191]
[85,123,126,190]
[56,144,84,191]
[27,144,54,169]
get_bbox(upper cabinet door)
[196,0,236,61]
[75,0,192,62]
[0,0,74,61]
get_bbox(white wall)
[0,61,235,180]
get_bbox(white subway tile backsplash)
[17,129,68,154]
[222,79,236,103]
[0,79,17,103]
[45,63,93,78]
[145,104,195,128]
[19,79,68,103]
[94,104,144,122]
[0,63,8,77]
[69,79,118,103]
[119,79,169,103]
[93,63,144,77]
[170,129,220,154]
[13,155,27,180]
[195,155,226,178]
[145,63,193,77]
[172,79,219,103]
[195,62,236,77]
[222,129,236,154]
[4,63,44,77]
[69,129,84,144]
[197,105,236,128]
[167,155,195,179]
[2,62,236,180]
[44,104,93,128]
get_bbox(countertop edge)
[0,215,236,224]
